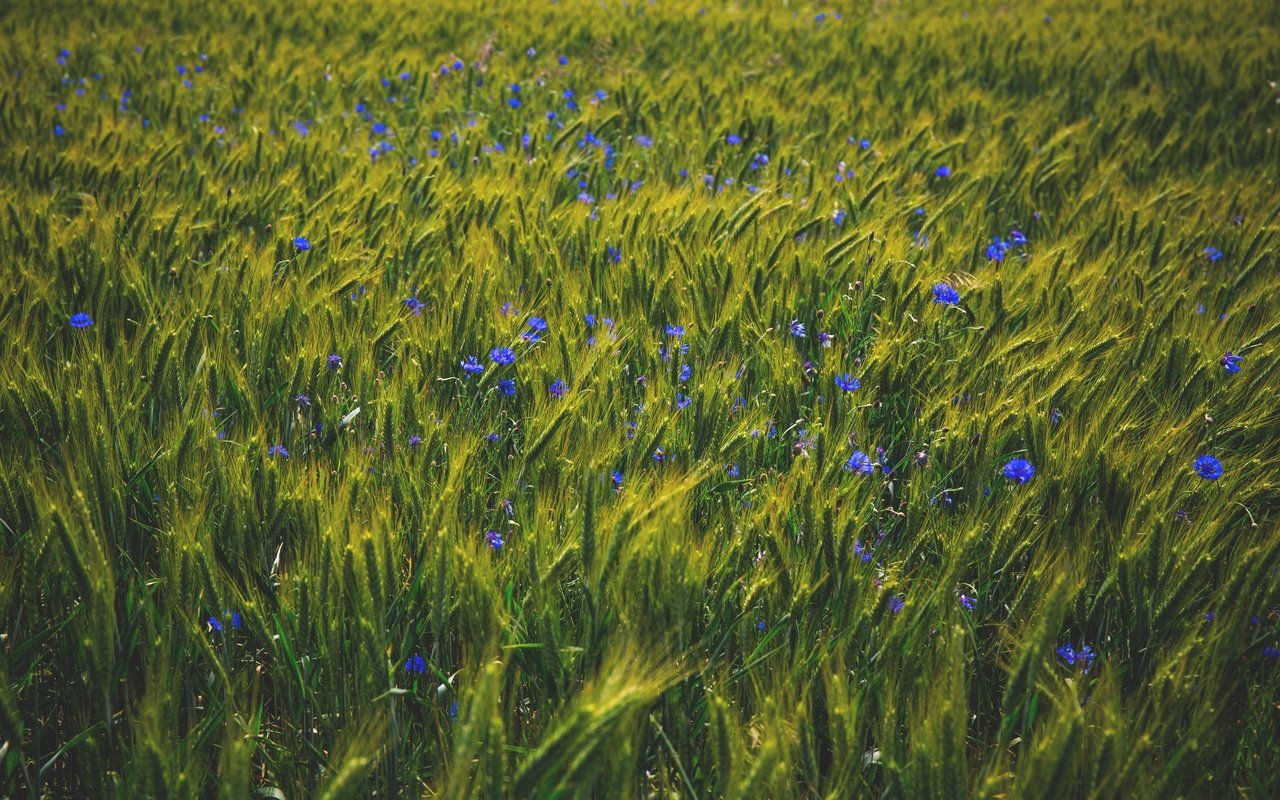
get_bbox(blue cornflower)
[327,354,342,370]
[1204,246,1223,261]
[934,165,951,178]
[558,55,568,65]
[549,379,567,398]
[834,374,861,392]
[404,654,426,673]
[611,471,623,487]
[679,364,691,382]
[1049,408,1063,425]
[790,319,806,338]
[726,133,741,145]
[486,530,504,550]
[408,435,423,448]
[675,392,692,410]
[1221,352,1242,373]
[1003,457,1035,484]
[845,451,873,474]
[527,316,548,332]
[584,313,597,328]
[497,379,516,396]
[295,393,311,407]
[207,610,240,632]
[1193,455,1222,480]
[959,595,976,610]
[932,283,961,305]
[404,296,424,315]
[460,355,484,376]
[293,236,311,251]
[490,347,516,365]
[887,596,905,614]
[859,138,871,149]
[726,464,740,478]
[1056,643,1097,674]
[1009,229,1027,246]
[268,444,289,458]
[665,324,685,338]
[69,312,94,329]
[605,246,622,262]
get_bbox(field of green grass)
[2,0,1279,796]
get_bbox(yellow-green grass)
[1,0,1278,796]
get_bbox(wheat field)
[1,0,1278,796]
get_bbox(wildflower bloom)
[486,530,504,550]
[932,283,961,305]
[834,374,861,392]
[1193,455,1222,480]
[497,379,516,396]
[295,393,311,407]
[934,165,951,178]
[293,236,311,251]
[549,379,567,398]
[887,596,905,613]
[268,444,289,458]
[490,347,516,365]
[403,296,424,315]
[959,595,976,610]
[408,435,423,448]
[1003,457,1035,484]
[460,355,484,375]
[665,324,685,338]
[790,319,806,338]
[404,655,426,673]
[69,312,94,329]
[1056,643,1097,674]
[1204,246,1223,261]
[845,451,873,474]
[1221,352,1242,373]
[327,354,343,370]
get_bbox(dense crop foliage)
[2,0,1279,796]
